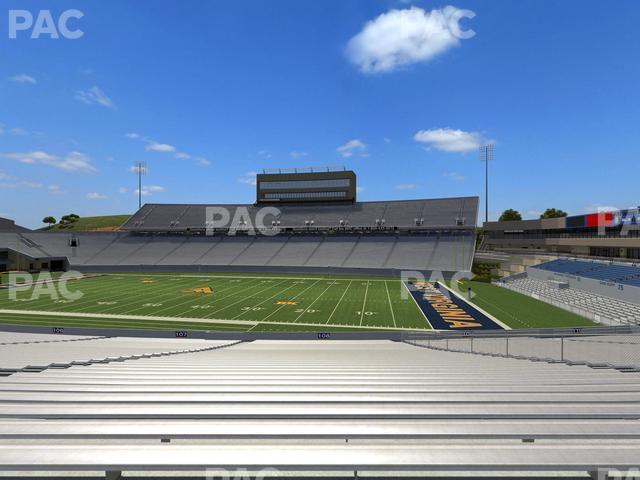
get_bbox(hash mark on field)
[325,280,353,324]
[293,280,337,322]
[384,280,397,328]
[359,281,370,326]
[260,279,321,322]
[231,280,299,320]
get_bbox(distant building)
[483,209,640,260]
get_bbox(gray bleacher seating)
[536,258,640,288]
[121,196,479,231]
[1,335,639,477]
[0,196,478,272]
[500,276,640,325]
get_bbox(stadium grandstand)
[0,169,478,275]
[3,168,640,478]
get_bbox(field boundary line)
[0,309,421,331]
[439,282,511,330]
[96,273,396,282]
[402,282,434,330]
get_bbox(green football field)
[0,273,593,332]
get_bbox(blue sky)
[1,0,639,228]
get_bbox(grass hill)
[41,215,131,232]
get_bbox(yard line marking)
[384,280,397,328]
[91,277,230,316]
[9,275,133,312]
[205,279,292,317]
[293,280,337,323]
[230,280,301,320]
[101,277,231,315]
[41,275,196,313]
[136,277,260,317]
[260,279,322,322]
[402,281,433,330]
[359,280,370,326]
[325,280,353,324]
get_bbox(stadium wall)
[74,263,465,279]
[527,265,640,305]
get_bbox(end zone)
[404,281,509,331]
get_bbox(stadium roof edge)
[137,195,480,208]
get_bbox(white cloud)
[86,192,108,200]
[0,151,96,173]
[238,172,258,186]
[395,183,417,190]
[127,131,208,166]
[135,185,164,196]
[414,128,488,153]
[337,139,367,158]
[9,127,27,136]
[346,6,470,74]
[383,137,391,143]
[289,151,309,159]
[9,74,36,84]
[0,180,43,190]
[356,186,365,193]
[443,171,465,181]
[75,86,115,108]
[145,142,176,153]
[118,187,128,194]
[257,150,272,159]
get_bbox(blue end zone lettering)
[405,281,504,331]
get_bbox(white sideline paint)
[439,281,511,330]
[0,309,425,331]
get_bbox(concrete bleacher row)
[2,232,476,272]
[0,334,237,373]
[499,276,640,325]
[0,336,639,477]
[122,196,478,231]
[536,258,640,287]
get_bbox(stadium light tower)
[479,144,494,224]
[132,162,147,209]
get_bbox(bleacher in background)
[121,197,478,231]
[0,196,479,273]
[535,258,640,287]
